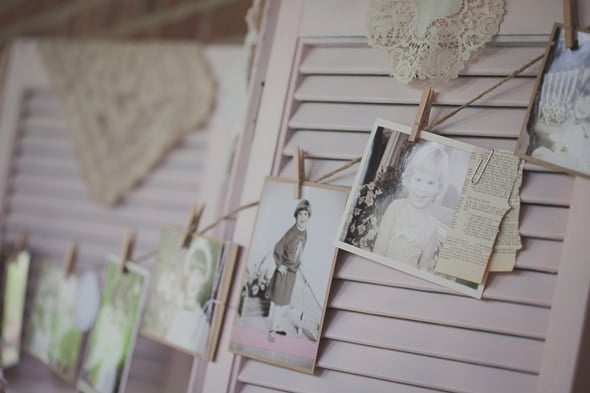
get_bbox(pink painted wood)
[211,1,590,393]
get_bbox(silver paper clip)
[471,149,494,185]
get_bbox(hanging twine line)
[425,54,544,131]
[130,53,543,263]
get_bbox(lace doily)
[367,0,505,83]
[38,41,216,205]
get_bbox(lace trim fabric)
[38,41,216,205]
[367,0,505,83]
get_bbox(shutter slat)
[316,341,536,393]
[10,174,200,208]
[517,238,561,273]
[294,75,534,107]
[7,194,187,228]
[300,45,545,77]
[289,102,526,137]
[4,212,162,245]
[521,172,572,207]
[21,116,209,148]
[14,153,204,184]
[238,361,443,393]
[239,385,290,393]
[336,254,555,307]
[330,279,548,339]
[520,205,567,240]
[323,309,543,373]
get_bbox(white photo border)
[229,177,350,374]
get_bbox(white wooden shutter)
[0,41,246,393]
[203,1,590,392]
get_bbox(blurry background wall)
[0,0,252,45]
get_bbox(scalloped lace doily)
[367,0,505,83]
[38,41,215,205]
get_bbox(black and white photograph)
[230,177,349,373]
[516,24,590,177]
[336,119,484,297]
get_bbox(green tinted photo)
[1,251,30,368]
[78,258,149,393]
[141,231,236,358]
[25,262,83,381]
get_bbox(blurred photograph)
[517,24,590,176]
[78,258,149,393]
[24,262,83,381]
[0,251,30,368]
[141,230,237,359]
[336,120,483,297]
[230,178,349,373]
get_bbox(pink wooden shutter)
[0,41,245,393]
[204,1,590,392]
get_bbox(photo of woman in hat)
[230,177,349,372]
[266,199,311,336]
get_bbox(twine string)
[425,54,544,131]
[77,53,548,266]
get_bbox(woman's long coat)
[266,225,307,305]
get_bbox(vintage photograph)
[78,258,149,393]
[516,24,590,177]
[141,230,237,359]
[230,177,349,373]
[0,251,30,368]
[24,262,83,382]
[336,119,484,297]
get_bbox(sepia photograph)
[516,24,590,177]
[230,177,349,373]
[78,258,149,393]
[0,251,30,368]
[141,230,237,359]
[24,262,83,382]
[336,119,484,297]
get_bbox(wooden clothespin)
[564,0,578,49]
[409,86,435,143]
[64,241,77,277]
[180,204,205,249]
[118,231,136,274]
[293,146,305,199]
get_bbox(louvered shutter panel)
[203,1,590,393]
[0,41,245,393]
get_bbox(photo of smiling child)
[517,24,590,177]
[372,142,449,272]
[337,120,480,295]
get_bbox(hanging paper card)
[230,178,349,374]
[141,231,238,360]
[0,251,30,368]
[78,258,149,393]
[336,119,518,298]
[516,24,590,178]
[25,262,83,382]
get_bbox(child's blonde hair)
[401,141,449,199]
